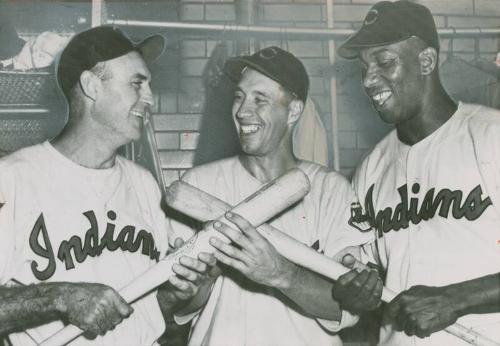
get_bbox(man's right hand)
[58,282,133,336]
[331,254,383,314]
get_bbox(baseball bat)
[165,181,500,346]
[38,168,311,346]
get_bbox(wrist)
[274,259,298,291]
[444,283,469,318]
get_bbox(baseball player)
[168,46,375,346]
[0,26,216,345]
[332,1,500,345]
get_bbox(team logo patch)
[259,47,279,59]
[348,202,372,232]
[364,9,378,25]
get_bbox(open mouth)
[131,108,150,122]
[371,90,392,107]
[240,124,263,135]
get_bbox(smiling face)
[92,51,154,144]
[359,38,426,125]
[232,68,294,157]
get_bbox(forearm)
[449,272,500,316]
[0,283,64,335]
[276,260,342,321]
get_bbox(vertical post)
[326,0,340,171]
[91,0,105,28]
[235,0,258,55]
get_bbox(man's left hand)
[386,285,460,338]
[159,238,218,307]
[209,212,296,289]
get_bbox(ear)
[287,99,304,125]
[418,47,438,76]
[79,71,100,102]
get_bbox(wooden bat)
[165,181,500,346]
[38,168,311,346]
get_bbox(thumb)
[341,254,369,272]
[173,237,185,250]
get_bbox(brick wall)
[149,0,500,181]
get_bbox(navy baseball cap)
[57,26,165,97]
[224,46,309,102]
[338,1,439,59]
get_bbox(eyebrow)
[132,73,149,81]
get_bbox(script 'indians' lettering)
[363,183,492,237]
[29,210,161,281]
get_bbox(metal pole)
[106,18,500,40]
[326,0,339,171]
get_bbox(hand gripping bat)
[164,180,500,346]
[38,168,311,346]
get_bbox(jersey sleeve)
[318,173,375,258]
[0,166,18,284]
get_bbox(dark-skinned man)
[168,46,374,346]
[333,1,500,345]
[0,26,215,345]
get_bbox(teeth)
[132,110,144,118]
[240,125,261,134]
[372,91,392,106]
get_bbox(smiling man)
[168,46,374,346]
[0,26,216,345]
[332,1,500,345]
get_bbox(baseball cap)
[338,1,439,59]
[57,25,165,97]
[224,46,309,102]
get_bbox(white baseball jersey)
[0,141,169,346]
[353,103,500,345]
[169,157,374,346]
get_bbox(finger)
[169,275,193,292]
[172,263,201,283]
[213,248,247,273]
[342,254,369,272]
[335,269,360,287]
[213,221,255,252]
[174,237,185,250]
[113,293,134,317]
[403,314,418,336]
[225,212,261,239]
[209,235,253,264]
[356,270,383,308]
[198,252,217,267]
[179,255,208,274]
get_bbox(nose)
[140,84,154,108]
[234,100,252,119]
[363,65,379,90]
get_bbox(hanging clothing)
[440,56,500,109]
[293,97,329,166]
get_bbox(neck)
[239,135,298,183]
[51,118,123,169]
[397,80,457,145]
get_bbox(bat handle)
[38,325,82,346]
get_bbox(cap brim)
[136,34,166,63]
[338,24,412,59]
[224,56,280,86]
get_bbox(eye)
[377,58,395,68]
[255,97,268,105]
[132,80,142,89]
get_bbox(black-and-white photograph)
[0,0,499,345]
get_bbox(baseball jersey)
[353,103,500,345]
[0,141,169,346]
[169,157,374,346]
